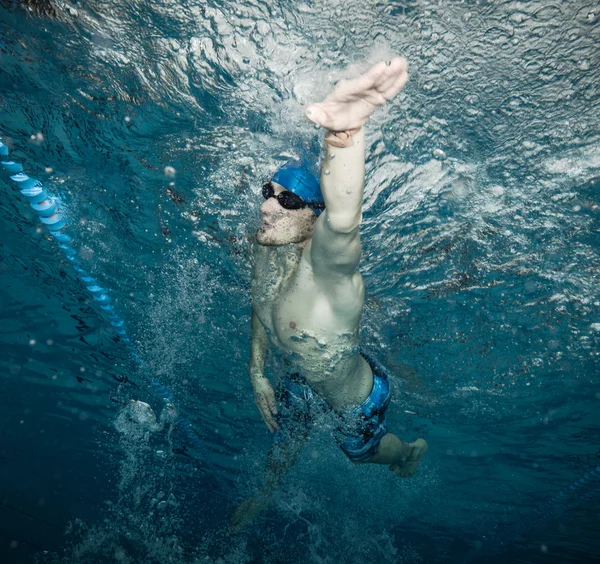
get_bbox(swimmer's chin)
[255,228,287,246]
[255,229,275,246]
[255,226,311,247]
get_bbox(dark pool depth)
[1,0,599,562]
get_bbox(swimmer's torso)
[252,242,373,409]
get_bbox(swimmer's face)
[256,182,316,246]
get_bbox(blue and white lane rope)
[0,137,230,493]
[461,464,600,562]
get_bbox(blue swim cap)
[271,160,324,216]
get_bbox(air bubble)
[164,166,176,178]
[29,132,44,145]
[432,148,447,160]
[324,169,330,175]
[385,60,391,66]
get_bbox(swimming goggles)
[262,182,325,211]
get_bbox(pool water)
[0,0,599,562]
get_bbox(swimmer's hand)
[251,376,280,432]
[305,57,408,132]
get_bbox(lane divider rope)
[0,137,230,493]
[461,464,600,562]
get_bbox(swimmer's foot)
[230,496,269,531]
[305,57,408,133]
[389,438,428,478]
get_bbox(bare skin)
[232,57,427,530]
[305,57,409,133]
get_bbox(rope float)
[461,464,600,562]
[0,137,230,493]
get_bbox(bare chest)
[252,246,316,346]
[252,245,362,376]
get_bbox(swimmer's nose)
[260,197,278,214]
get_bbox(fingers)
[375,58,408,98]
[357,57,408,100]
[324,130,353,148]
[361,57,406,90]
[258,408,276,433]
[256,393,280,432]
[306,56,408,131]
[381,68,409,100]
[259,409,277,433]
[388,56,408,74]
[266,390,278,417]
[371,57,407,79]
[305,103,330,128]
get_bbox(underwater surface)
[0,0,599,562]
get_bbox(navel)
[289,321,296,329]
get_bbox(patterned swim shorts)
[274,353,392,463]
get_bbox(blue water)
[1,0,599,562]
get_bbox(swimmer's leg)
[367,433,428,478]
[231,429,311,530]
[263,425,312,497]
[233,377,315,531]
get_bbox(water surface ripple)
[0,0,599,562]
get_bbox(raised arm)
[309,128,365,280]
[304,57,408,280]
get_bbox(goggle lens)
[262,182,308,210]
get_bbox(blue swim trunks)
[274,353,392,463]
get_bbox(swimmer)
[232,58,428,529]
